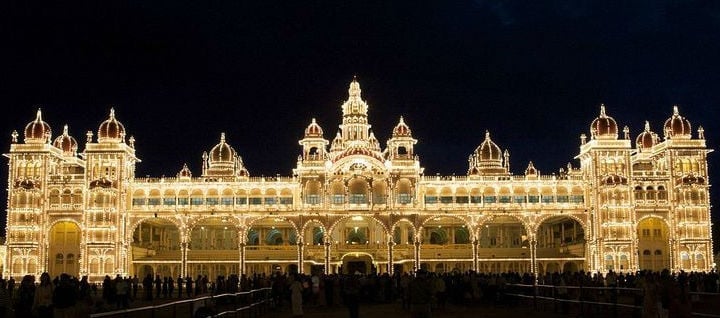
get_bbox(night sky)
[2,1,720,244]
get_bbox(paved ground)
[264,302,569,318]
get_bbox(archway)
[330,216,388,273]
[637,217,669,271]
[48,221,81,278]
[340,253,374,275]
[422,216,472,272]
[245,217,297,274]
[536,215,586,273]
[477,215,529,273]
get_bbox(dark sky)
[2,1,720,241]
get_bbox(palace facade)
[4,79,714,282]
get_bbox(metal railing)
[90,287,271,318]
[505,283,720,318]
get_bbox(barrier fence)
[505,283,720,318]
[90,287,272,318]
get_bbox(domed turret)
[636,121,658,152]
[24,109,52,144]
[304,118,324,138]
[476,131,502,162]
[663,105,692,139]
[177,163,192,179]
[209,133,236,164]
[590,104,618,139]
[468,131,509,176]
[97,108,126,143]
[53,125,78,156]
[525,161,538,176]
[392,116,412,137]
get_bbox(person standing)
[342,275,361,318]
[290,274,304,317]
[33,273,54,318]
[177,276,184,298]
[409,270,434,318]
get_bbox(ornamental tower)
[82,108,140,279]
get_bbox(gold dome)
[663,106,692,139]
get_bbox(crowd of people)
[0,268,715,318]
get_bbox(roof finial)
[311,118,317,124]
[644,120,651,132]
[109,108,115,118]
[220,132,226,143]
[36,108,43,121]
[485,130,491,140]
[349,76,361,97]
[63,124,69,136]
[599,104,606,117]
[673,105,680,116]
[399,116,405,124]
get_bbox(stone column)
[297,241,305,274]
[387,241,395,274]
[324,242,331,274]
[530,238,538,277]
[180,241,188,278]
[413,240,421,272]
[239,242,246,275]
[472,239,479,272]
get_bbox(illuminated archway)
[48,221,81,278]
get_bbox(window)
[541,195,554,203]
[643,250,651,255]
[425,196,438,204]
[528,196,540,203]
[470,196,482,204]
[654,250,662,255]
[55,253,64,264]
[653,229,661,237]
[456,196,469,204]
[499,196,511,203]
[236,197,247,205]
[221,198,234,206]
[191,198,204,206]
[132,198,146,206]
[305,195,321,204]
[556,196,569,203]
[280,197,293,205]
[249,198,262,205]
[178,198,189,206]
[642,229,650,237]
[483,196,497,203]
[570,195,584,203]
[264,197,276,205]
[332,195,345,204]
[349,194,366,204]
[397,194,412,204]
[206,198,218,205]
[148,198,160,206]
[373,194,386,204]
[513,196,526,204]
[163,198,176,206]
[440,196,453,204]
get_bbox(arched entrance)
[48,221,81,278]
[188,217,240,278]
[330,216,388,274]
[477,215,529,273]
[341,253,374,275]
[422,216,472,273]
[637,217,670,271]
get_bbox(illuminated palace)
[4,79,714,282]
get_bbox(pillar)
[472,239,479,272]
[180,241,188,278]
[413,240,421,272]
[530,239,537,277]
[239,242,246,275]
[387,241,394,274]
[324,242,331,274]
[297,242,304,274]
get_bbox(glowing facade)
[4,79,714,281]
